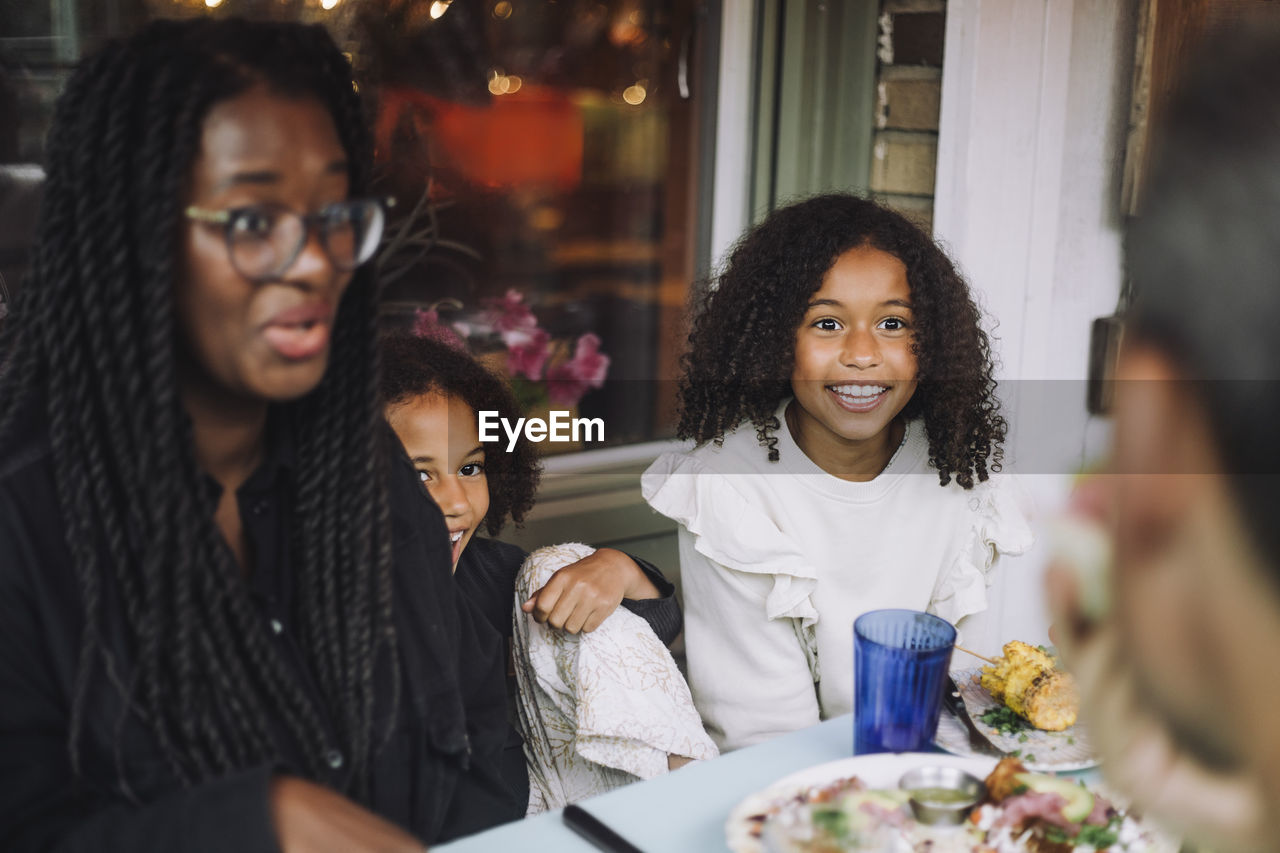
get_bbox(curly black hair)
[678,193,1004,489]
[0,18,395,799]
[380,333,541,535]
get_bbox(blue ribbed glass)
[853,609,956,755]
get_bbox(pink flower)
[507,328,551,381]
[567,333,609,384]
[481,289,539,347]
[412,308,467,350]
[545,333,610,406]
[416,292,611,411]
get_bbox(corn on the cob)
[979,641,1079,731]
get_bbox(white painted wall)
[709,0,759,275]
[933,0,1139,653]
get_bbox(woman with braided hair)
[0,17,522,851]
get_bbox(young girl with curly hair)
[380,334,716,813]
[642,193,1033,751]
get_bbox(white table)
[438,716,856,852]
[440,715,1101,851]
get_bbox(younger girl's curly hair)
[380,333,540,534]
[678,193,1004,489]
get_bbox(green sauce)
[908,786,974,806]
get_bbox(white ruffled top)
[641,401,1033,752]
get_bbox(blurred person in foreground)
[0,18,521,852]
[1049,25,1280,852]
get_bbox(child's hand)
[522,548,659,634]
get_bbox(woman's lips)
[828,383,890,413]
[262,303,333,360]
[448,529,466,564]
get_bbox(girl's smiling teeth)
[448,528,468,564]
[830,383,888,398]
[827,382,892,413]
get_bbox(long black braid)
[0,18,397,800]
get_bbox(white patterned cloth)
[512,543,719,814]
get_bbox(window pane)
[364,0,711,451]
[0,0,713,448]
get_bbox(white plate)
[727,752,1177,853]
[726,752,996,853]
[933,667,1098,771]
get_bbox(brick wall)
[870,0,945,233]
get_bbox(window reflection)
[1,0,710,449]
[363,0,705,451]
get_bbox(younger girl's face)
[386,393,490,569]
[790,244,919,448]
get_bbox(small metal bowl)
[897,766,985,826]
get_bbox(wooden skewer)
[954,644,998,665]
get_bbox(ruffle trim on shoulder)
[929,476,1035,626]
[642,452,819,630]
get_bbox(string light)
[487,69,524,95]
[622,81,647,105]
[430,0,453,18]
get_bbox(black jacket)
[0,413,524,851]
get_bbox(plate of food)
[935,641,1097,771]
[726,753,1176,852]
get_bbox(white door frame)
[932,0,1139,648]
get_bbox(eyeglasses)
[184,197,394,283]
